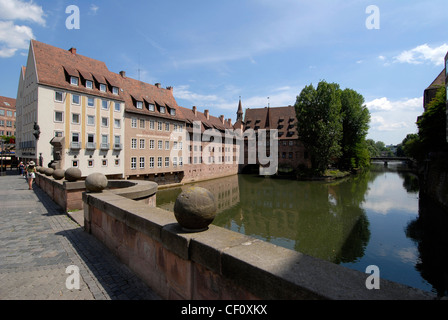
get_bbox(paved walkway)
[0,172,161,300]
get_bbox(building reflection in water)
[157,173,371,265]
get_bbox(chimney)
[219,115,225,124]
[155,83,161,88]
[166,86,173,91]
[119,71,126,78]
[204,109,210,120]
[68,47,77,54]
[227,118,232,126]
[192,106,197,116]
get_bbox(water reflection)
[157,163,446,294]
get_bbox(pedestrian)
[26,161,36,190]
[18,161,25,177]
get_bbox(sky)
[0,0,447,145]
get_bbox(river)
[156,163,448,297]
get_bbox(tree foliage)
[295,81,343,174]
[417,85,447,156]
[295,81,371,174]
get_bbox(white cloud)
[366,97,422,143]
[394,43,448,66]
[0,0,45,25]
[0,0,45,58]
[0,21,34,58]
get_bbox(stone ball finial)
[85,172,108,193]
[65,167,82,182]
[174,187,217,232]
[44,167,54,176]
[52,169,65,180]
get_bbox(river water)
[157,163,448,297]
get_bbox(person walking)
[18,161,25,177]
[26,161,36,190]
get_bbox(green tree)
[295,81,343,174]
[339,88,371,169]
[417,86,447,156]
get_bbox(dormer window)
[112,87,119,95]
[86,80,93,89]
[99,84,106,92]
[148,103,155,111]
[170,109,176,116]
[159,106,166,114]
[70,76,79,86]
[136,101,143,109]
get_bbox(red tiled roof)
[177,106,234,132]
[30,40,184,122]
[0,96,16,109]
[244,106,298,139]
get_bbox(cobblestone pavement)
[0,172,161,300]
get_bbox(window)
[72,160,79,168]
[72,94,80,105]
[179,157,183,166]
[114,119,121,128]
[55,91,63,102]
[149,140,155,149]
[173,157,178,167]
[101,117,109,127]
[87,97,95,107]
[101,134,108,145]
[101,100,109,110]
[114,135,121,145]
[139,139,145,149]
[157,157,162,168]
[140,157,145,169]
[158,140,163,150]
[170,109,176,116]
[102,160,108,167]
[72,113,80,124]
[86,80,93,89]
[131,138,137,149]
[131,157,137,170]
[149,120,155,130]
[0,110,4,116]
[139,119,145,129]
[165,157,170,167]
[131,118,137,128]
[112,87,119,95]
[158,121,162,131]
[100,84,106,92]
[54,111,63,122]
[55,131,63,137]
[87,134,95,143]
[115,159,120,166]
[88,160,94,168]
[289,141,294,146]
[136,101,143,109]
[174,124,178,132]
[149,157,154,168]
[159,106,165,114]
[114,102,121,112]
[70,77,79,86]
[148,103,155,111]
[165,122,170,131]
[179,125,183,132]
[173,141,178,150]
[165,141,170,150]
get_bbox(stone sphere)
[85,172,108,193]
[52,169,65,180]
[38,166,45,174]
[174,187,217,232]
[44,167,54,176]
[65,167,82,182]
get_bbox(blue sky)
[0,0,447,145]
